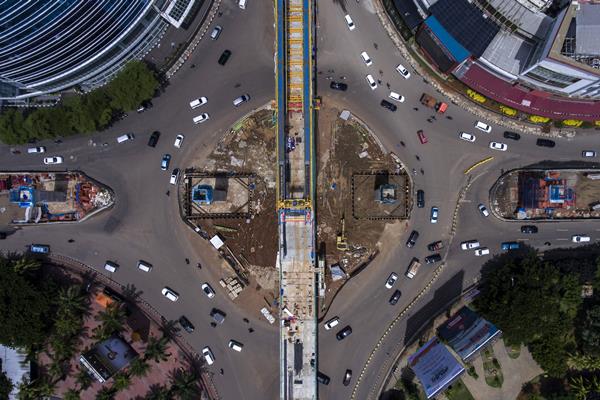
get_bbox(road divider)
[464,156,494,175]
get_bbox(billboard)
[437,306,502,361]
[408,338,465,399]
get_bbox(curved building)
[0,0,195,105]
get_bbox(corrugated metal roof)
[576,4,600,55]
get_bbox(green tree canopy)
[0,370,13,400]
[105,61,158,111]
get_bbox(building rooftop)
[79,336,138,383]
[484,0,553,40]
[575,4,600,55]
[481,30,536,75]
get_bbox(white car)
[385,272,398,289]
[366,74,377,90]
[582,150,597,158]
[27,146,45,154]
[478,203,490,217]
[459,132,476,142]
[228,340,243,352]
[43,156,63,165]
[475,121,492,133]
[174,134,184,148]
[475,248,490,256]
[461,240,480,250]
[344,14,355,31]
[360,51,372,66]
[189,97,207,109]
[193,113,210,124]
[202,346,215,365]
[396,64,410,79]
[489,141,507,151]
[201,282,216,298]
[161,287,179,302]
[572,235,591,243]
[169,169,180,185]
[324,317,339,330]
[430,207,439,223]
[389,92,405,103]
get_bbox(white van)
[238,0,247,9]
[104,261,119,273]
[27,146,46,154]
[137,260,152,272]
[117,133,134,143]
[189,97,207,109]
[193,113,210,124]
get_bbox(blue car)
[161,154,171,170]
[501,242,520,250]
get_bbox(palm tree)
[121,283,143,305]
[75,367,93,391]
[95,387,116,400]
[570,375,589,400]
[57,285,89,317]
[93,303,126,340]
[128,358,151,378]
[12,257,40,274]
[168,368,200,400]
[143,336,171,363]
[63,388,81,400]
[145,384,172,400]
[159,319,181,343]
[111,373,131,392]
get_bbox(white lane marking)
[556,238,568,241]
[556,228,569,231]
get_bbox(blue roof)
[424,16,471,63]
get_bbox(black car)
[520,225,538,234]
[536,138,556,148]
[406,230,419,248]
[389,289,401,305]
[148,131,160,147]
[210,308,226,324]
[178,316,195,333]
[330,81,348,91]
[380,99,397,112]
[336,325,352,341]
[218,49,232,65]
[317,372,331,385]
[503,131,521,141]
[427,240,443,252]
[342,369,352,386]
[424,253,442,264]
[416,190,425,208]
[0,232,6,240]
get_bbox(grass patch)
[482,347,504,388]
[503,338,521,359]
[446,379,475,400]
[465,363,479,379]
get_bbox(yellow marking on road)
[464,156,494,174]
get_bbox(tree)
[111,373,131,392]
[159,319,181,343]
[0,370,13,400]
[93,303,126,340]
[63,388,81,400]
[168,369,200,400]
[128,358,151,378]
[145,384,172,400]
[95,387,116,400]
[75,367,93,392]
[105,61,158,111]
[143,336,170,363]
[580,305,600,356]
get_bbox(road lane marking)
[464,156,494,175]
[556,228,569,231]
[557,238,568,241]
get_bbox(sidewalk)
[372,0,577,140]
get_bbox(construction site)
[0,171,113,226]
[492,169,600,219]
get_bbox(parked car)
[43,156,63,165]
[342,369,352,386]
[202,346,215,365]
[161,287,179,302]
[459,132,476,142]
[582,150,597,158]
[336,326,352,341]
[148,131,160,147]
[389,91,405,102]
[430,206,439,223]
[536,138,555,148]
[365,74,377,90]
[170,168,180,185]
[489,141,508,151]
[360,51,372,66]
[416,190,425,208]
[396,64,410,79]
[427,241,444,252]
[193,113,210,124]
[174,134,184,148]
[572,235,591,243]
[380,99,397,112]
[317,372,331,385]
[210,308,226,324]
[424,254,442,264]
[179,316,195,333]
[218,49,232,65]
[160,154,171,170]
[417,130,428,144]
[475,121,492,133]
[189,97,208,109]
[228,340,243,352]
[344,14,355,30]
[324,317,340,330]
[27,146,45,154]
[104,261,118,273]
[503,131,521,141]
[330,81,348,91]
[520,225,538,234]
[475,248,490,256]
[385,272,398,289]
[233,94,251,107]
[388,289,402,305]
[406,230,419,248]
[478,203,490,217]
[461,240,480,250]
[501,241,521,250]
[210,25,222,40]
[201,282,216,298]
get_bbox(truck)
[405,257,422,279]
[420,93,448,113]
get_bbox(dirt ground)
[316,106,409,301]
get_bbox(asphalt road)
[2,0,600,399]
[315,1,600,399]
[0,2,278,399]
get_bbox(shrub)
[562,119,583,127]
[467,89,487,103]
[500,105,517,116]
[529,115,550,124]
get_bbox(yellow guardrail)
[464,156,494,174]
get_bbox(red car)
[417,130,428,144]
